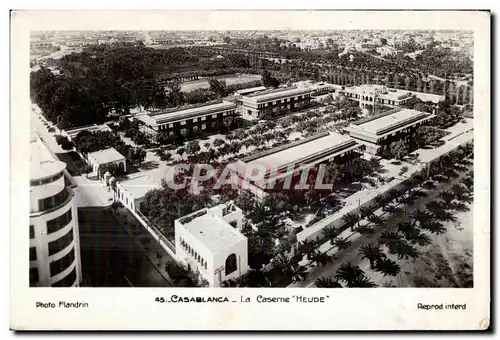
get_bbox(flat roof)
[30,132,66,180]
[118,167,172,199]
[235,86,266,95]
[180,211,246,255]
[88,147,125,164]
[147,101,237,125]
[241,132,357,171]
[351,108,432,135]
[244,87,313,103]
[344,84,412,101]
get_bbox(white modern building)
[345,108,435,155]
[174,201,248,287]
[233,132,363,201]
[87,147,127,174]
[138,100,238,136]
[239,86,313,119]
[342,84,414,109]
[29,132,82,287]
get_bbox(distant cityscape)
[29,29,474,289]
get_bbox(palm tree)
[335,262,365,286]
[397,221,420,240]
[411,209,433,225]
[408,231,432,246]
[310,251,334,267]
[387,239,420,260]
[359,206,373,219]
[354,223,376,236]
[374,258,401,277]
[366,214,386,227]
[419,219,447,235]
[383,203,404,216]
[322,225,339,245]
[358,243,386,269]
[349,274,378,287]
[314,277,343,288]
[342,212,359,231]
[439,191,455,205]
[333,237,353,251]
[298,240,318,260]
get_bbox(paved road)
[78,207,170,287]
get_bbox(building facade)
[239,87,313,119]
[87,147,127,175]
[139,101,238,137]
[174,202,248,287]
[233,132,363,201]
[29,133,82,287]
[345,108,435,156]
[342,84,414,109]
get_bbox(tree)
[342,212,359,231]
[322,226,339,245]
[298,240,318,260]
[310,250,334,267]
[261,70,280,88]
[419,219,447,235]
[387,239,420,260]
[374,258,401,277]
[185,140,201,155]
[335,262,377,287]
[208,78,227,97]
[332,237,353,251]
[314,277,343,288]
[380,37,388,45]
[358,243,386,269]
[223,36,231,44]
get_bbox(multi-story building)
[345,108,435,155]
[239,87,313,119]
[174,201,248,287]
[29,132,82,287]
[138,100,238,136]
[232,132,363,201]
[342,84,414,109]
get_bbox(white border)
[9,9,490,331]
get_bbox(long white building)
[29,132,82,287]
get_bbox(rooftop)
[147,101,237,125]
[238,132,358,175]
[244,86,313,103]
[179,209,246,255]
[350,108,432,135]
[88,147,126,164]
[235,86,267,95]
[30,132,66,181]
[344,84,413,101]
[118,167,172,199]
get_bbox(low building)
[232,132,363,201]
[239,86,313,119]
[311,82,336,96]
[174,201,248,287]
[345,108,435,155]
[138,100,238,136]
[341,84,414,109]
[87,147,127,174]
[29,132,82,287]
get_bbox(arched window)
[225,254,237,276]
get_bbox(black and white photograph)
[10,9,490,330]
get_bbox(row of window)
[38,188,69,212]
[158,110,235,129]
[50,247,75,277]
[46,208,72,234]
[30,171,63,187]
[48,229,74,256]
[256,96,308,109]
[179,237,208,270]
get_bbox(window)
[29,268,39,286]
[48,229,74,256]
[212,114,217,118]
[201,117,206,121]
[46,209,72,234]
[38,189,69,211]
[225,254,237,276]
[192,118,198,122]
[29,247,37,261]
[202,124,206,130]
[204,262,207,270]
[30,171,63,186]
[50,248,75,277]
[51,267,77,287]
[29,225,35,239]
